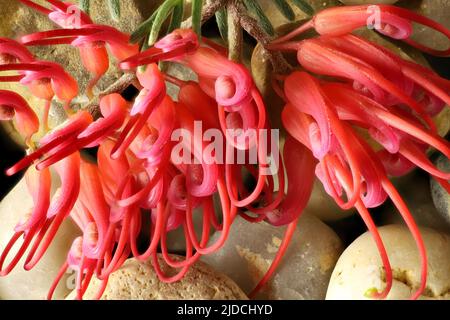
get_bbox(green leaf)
[168,0,184,33]
[215,8,228,44]
[108,0,121,21]
[291,0,314,16]
[274,0,295,21]
[79,0,90,15]
[191,0,203,38]
[148,0,178,46]
[243,0,274,36]
[130,9,158,43]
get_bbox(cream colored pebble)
[326,225,450,300]
[67,256,248,300]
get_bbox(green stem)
[227,3,242,62]
[168,0,184,33]
[148,0,179,46]
[130,9,158,43]
[191,0,203,38]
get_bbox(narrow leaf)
[274,0,295,21]
[149,0,178,46]
[107,0,121,21]
[215,8,228,44]
[130,9,158,43]
[291,0,314,16]
[191,0,203,38]
[168,0,184,33]
[79,0,90,15]
[243,0,274,36]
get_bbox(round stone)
[430,154,450,225]
[326,224,450,300]
[67,256,248,300]
[202,213,343,299]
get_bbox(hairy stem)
[181,0,227,29]
[234,1,291,74]
[227,1,243,62]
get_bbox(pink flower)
[22,23,138,97]
[0,90,39,145]
[0,60,78,129]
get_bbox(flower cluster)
[270,4,450,299]
[0,1,295,300]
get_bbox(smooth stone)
[67,256,248,300]
[430,154,450,225]
[202,214,343,299]
[380,171,450,233]
[0,174,80,300]
[305,179,355,222]
[326,225,450,300]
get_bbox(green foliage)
[168,1,184,33]
[191,0,203,38]
[274,0,295,21]
[131,0,204,50]
[215,8,228,44]
[130,10,158,43]
[130,0,317,51]
[291,0,314,16]
[148,0,179,46]
[243,0,274,36]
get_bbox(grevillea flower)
[279,70,449,299]
[272,4,450,56]
[21,6,138,97]
[0,89,39,145]
[281,71,429,299]
[0,37,34,64]
[264,4,450,300]
[120,29,200,70]
[19,0,93,28]
[1,0,448,302]
[111,63,166,159]
[0,152,80,275]
[0,60,78,129]
[5,93,129,176]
